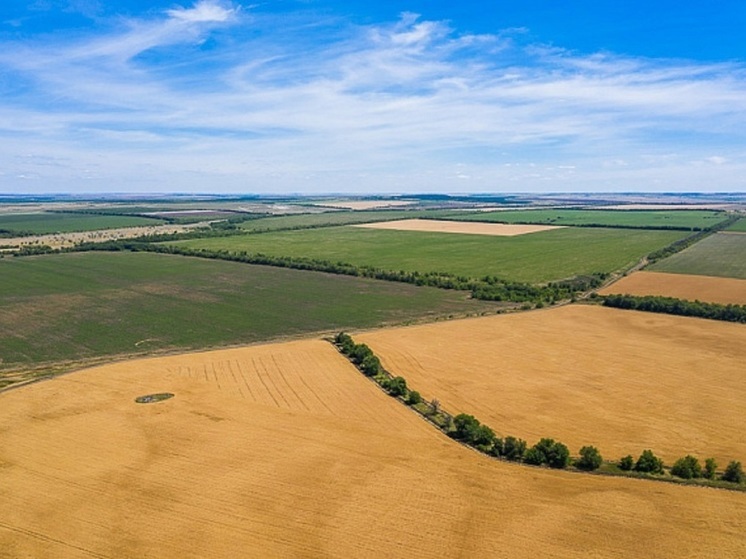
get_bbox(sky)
[1,1,745,195]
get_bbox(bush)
[452,414,481,442]
[407,390,422,405]
[635,450,664,474]
[575,446,603,471]
[502,436,527,462]
[387,376,408,397]
[722,461,744,484]
[360,354,382,377]
[618,455,634,471]
[524,438,571,469]
[703,458,718,480]
[671,455,702,479]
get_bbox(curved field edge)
[0,251,498,376]
[598,271,746,305]
[170,226,687,284]
[1,339,746,558]
[356,305,746,465]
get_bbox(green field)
[726,218,746,232]
[452,209,728,229]
[0,252,497,367]
[174,226,686,283]
[649,233,746,279]
[0,212,164,235]
[238,209,466,232]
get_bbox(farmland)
[598,271,746,305]
[452,209,728,229]
[358,305,746,464]
[649,233,746,279]
[355,218,563,236]
[174,226,685,284]
[2,339,746,558]
[0,251,496,371]
[0,212,163,235]
[726,218,746,232]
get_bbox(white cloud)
[0,7,745,193]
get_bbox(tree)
[703,458,717,480]
[670,455,702,479]
[618,455,634,471]
[360,354,381,377]
[334,332,354,353]
[635,450,664,474]
[407,390,422,405]
[387,376,408,397]
[349,343,373,364]
[524,438,570,469]
[452,414,481,442]
[502,436,527,462]
[722,461,744,484]
[472,424,497,450]
[575,446,603,471]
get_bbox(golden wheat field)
[598,270,746,304]
[2,337,746,558]
[358,305,746,464]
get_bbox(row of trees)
[334,332,745,487]
[603,294,746,323]
[646,215,740,263]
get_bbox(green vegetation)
[649,233,746,279]
[524,438,571,469]
[450,209,728,230]
[0,252,497,369]
[726,218,746,232]
[238,209,465,232]
[723,461,744,483]
[671,455,702,479]
[173,225,685,284]
[0,212,164,235]
[635,450,665,474]
[619,455,635,471]
[602,294,746,323]
[575,446,603,471]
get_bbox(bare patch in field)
[359,305,746,464]
[355,218,564,236]
[599,271,746,305]
[2,337,746,557]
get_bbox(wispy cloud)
[0,3,745,193]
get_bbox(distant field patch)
[599,271,746,305]
[0,252,495,368]
[0,212,163,235]
[2,339,746,557]
[358,305,746,464]
[726,218,746,232]
[312,200,416,210]
[649,233,746,279]
[175,226,685,283]
[355,218,563,236]
[453,209,727,229]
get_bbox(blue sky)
[1,1,745,194]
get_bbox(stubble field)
[2,339,746,558]
[358,305,746,464]
[598,271,746,304]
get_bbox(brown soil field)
[355,218,564,236]
[358,305,746,465]
[2,337,746,558]
[599,271,746,304]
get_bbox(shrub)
[575,446,603,471]
[524,438,571,469]
[407,390,422,405]
[387,376,408,397]
[671,455,702,479]
[618,455,634,471]
[503,436,527,462]
[452,414,481,442]
[722,461,744,484]
[360,354,381,377]
[635,450,664,474]
[703,458,718,480]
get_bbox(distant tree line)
[333,332,746,490]
[603,294,746,324]
[646,214,740,263]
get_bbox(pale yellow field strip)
[2,337,746,557]
[0,221,208,250]
[354,218,564,236]
[359,305,746,464]
[599,271,746,305]
[595,204,737,210]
